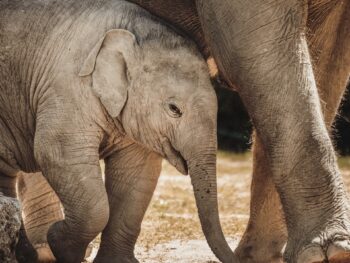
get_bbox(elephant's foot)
[94,254,139,263]
[285,221,350,263]
[47,222,89,263]
[234,209,287,262]
[34,242,93,263]
[234,237,285,263]
[295,239,350,263]
[16,228,38,263]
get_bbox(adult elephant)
[124,1,350,262]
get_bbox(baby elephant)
[0,0,234,262]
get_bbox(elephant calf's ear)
[79,29,137,118]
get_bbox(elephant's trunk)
[187,151,235,263]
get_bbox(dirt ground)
[87,152,350,262]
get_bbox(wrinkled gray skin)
[127,0,350,263]
[0,1,233,262]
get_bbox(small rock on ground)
[0,192,21,263]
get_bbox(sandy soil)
[86,152,350,262]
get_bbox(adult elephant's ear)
[79,29,137,118]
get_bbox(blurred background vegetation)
[215,82,350,155]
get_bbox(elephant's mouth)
[161,139,188,175]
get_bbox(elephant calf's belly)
[0,121,38,175]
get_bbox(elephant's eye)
[168,103,182,117]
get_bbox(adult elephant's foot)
[233,193,287,263]
[285,219,350,263]
[234,232,285,263]
[94,254,139,263]
[234,210,286,263]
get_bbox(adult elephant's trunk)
[184,141,235,262]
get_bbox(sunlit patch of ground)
[87,152,350,262]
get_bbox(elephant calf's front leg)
[94,143,162,263]
[35,131,109,263]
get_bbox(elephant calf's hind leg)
[17,172,64,263]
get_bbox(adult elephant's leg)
[235,134,286,263]
[94,142,162,263]
[235,2,350,262]
[307,0,350,128]
[17,172,64,263]
[197,0,350,262]
[34,131,109,263]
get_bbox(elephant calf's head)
[79,29,217,175]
